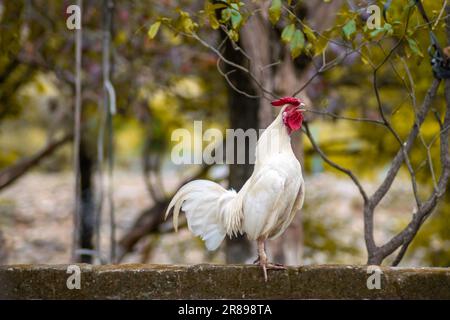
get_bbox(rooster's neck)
[255,106,293,165]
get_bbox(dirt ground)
[0,170,417,265]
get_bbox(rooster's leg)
[256,238,268,282]
[255,239,287,281]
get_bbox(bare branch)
[370,79,441,207]
[380,78,448,265]
[191,32,277,100]
[303,123,368,202]
[292,50,352,96]
[216,58,260,99]
[0,133,72,190]
[432,0,448,31]
[304,108,385,126]
[371,7,423,208]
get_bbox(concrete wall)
[0,264,449,299]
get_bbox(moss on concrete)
[0,264,449,299]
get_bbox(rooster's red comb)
[271,97,301,107]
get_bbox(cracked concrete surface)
[0,264,449,299]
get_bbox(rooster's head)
[271,96,305,134]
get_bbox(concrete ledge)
[0,264,449,299]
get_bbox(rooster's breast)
[241,154,303,241]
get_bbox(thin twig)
[303,123,368,202]
[191,32,276,100]
[304,108,385,126]
[216,58,260,99]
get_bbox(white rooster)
[165,96,306,281]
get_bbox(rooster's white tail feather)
[165,180,243,251]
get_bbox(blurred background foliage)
[0,0,448,266]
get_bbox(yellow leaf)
[268,0,282,25]
[148,21,161,39]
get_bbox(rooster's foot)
[256,238,287,281]
[253,257,285,269]
[254,257,286,281]
[266,263,286,270]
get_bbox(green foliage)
[289,29,305,59]
[228,3,244,30]
[302,24,317,43]
[369,23,394,38]
[204,2,226,29]
[268,0,282,25]
[148,22,161,39]
[175,10,198,33]
[406,37,424,58]
[281,24,295,43]
[342,19,356,40]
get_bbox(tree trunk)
[78,139,95,263]
[220,0,343,264]
[239,1,274,128]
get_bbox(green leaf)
[407,38,424,58]
[369,27,384,38]
[211,3,227,10]
[147,21,161,39]
[205,2,225,30]
[268,0,282,25]
[209,15,220,29]
[221,8,232,23]
[360,45,370,65]
[314,37,328,56]
[313,29,332,56]
[342,19,356,40]
[177,10,198,33]
[228,29,239,42]
[281,24,295,43]
[369,23,393,38]
[290,29,305,59]
[303,24,317,42]
[230,4,243,29]
[305,43,314,56]
[384,23,393,35]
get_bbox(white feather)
[165,180,242,251]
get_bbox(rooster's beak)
[298,102,306,111]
